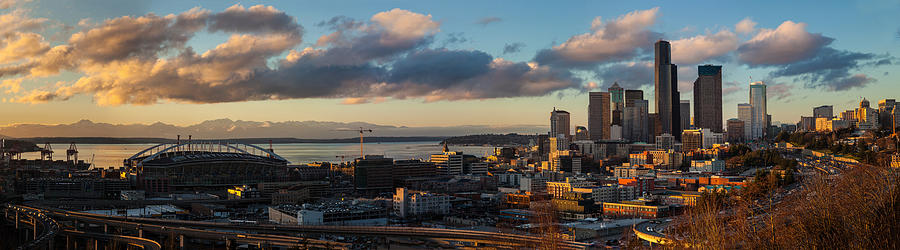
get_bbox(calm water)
[20,142,495,168]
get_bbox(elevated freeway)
[37,205,590,249]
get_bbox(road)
[35,205,591,249]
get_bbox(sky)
[0,0,898,132]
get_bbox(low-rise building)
[271,188,310,205]
[892,154,900,168]
[613,166,651,178]
[269,201,387,226]
[690,159,726,173]
[393,188,450,218]
[227,185,260,200]
[602,199,671,219]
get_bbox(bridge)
[5,204,591,249]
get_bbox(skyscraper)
[609,82,624,111]
[550,108,571,139]
[574,126,589,141]
[588,92,611,140]
[813,105,833,119]
[624,90,643,106]
[624,99,649,142]
[726,118,745,142]
[654,40,681,140]
[693,65,723,133]
[680,100,691,131]
[749,81,767,139]
[738,103,752,140]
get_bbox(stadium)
[125,141,289,194]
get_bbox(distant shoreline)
[17,136,448,144]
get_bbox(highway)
[35,205,591,249]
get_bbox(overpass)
[10,204,591,249]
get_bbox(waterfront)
[20,142,496,168]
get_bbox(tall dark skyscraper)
[693,65,723,133]
[654,40,681,140]
[625,90,643,106]
[680,100,691,130]
[588,92,611,140]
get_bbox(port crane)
[40,143,53,161]
[66,143,78,163]
[335,127,373,157]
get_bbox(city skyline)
[0,0,898,131]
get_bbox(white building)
[393,188,450,218]
[269,202,387,226]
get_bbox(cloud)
[768,47,890,91]
[826,74,875,91]
[671,29,738,64]
[208,4,301,36]
[475,17,501,26]
[383,50,581,101]
[0,32,50,63]
[67,9,209,63]
[735,17,757,34]
[0,9,47,37]
[502,42,525,54]
[2,6,582,105]
[0,0,30,9]
[441,32,467,46]
[737,21,833,66]
[311,9,440,65]
[534,7,660,67]
[0,77,23,93]
[10,89,60,103]
[593,61,653,89]
[722,81,743,96]
[766,81,794,101]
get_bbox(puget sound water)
[20,142,496,168]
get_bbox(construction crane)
[66,143,78,163]
[336,127,373,157]
[40,143,53,161]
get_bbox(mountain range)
[0,119,547,139]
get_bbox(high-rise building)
[693,65,723,133]
[726,119,744,143]
[609,82,625,111]
[649,113,661,143]
[749,81,767,139]
[738,103,752,140]
[430,146,464,176]
[354,155,395,193]
[625,90,643,106]
[878,99,896,110]
[680,100,691,131]
[878,99,898,130]
[550,108,571,139]
[654,40,681,140]
[813,105,833,119]
[856,98,879,131]
[574,126,590,141]
[681,129,703,152]
[588,92,611,140]
[655,133,675,151]
[624,99,650,143]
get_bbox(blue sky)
[0,0,898,130]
